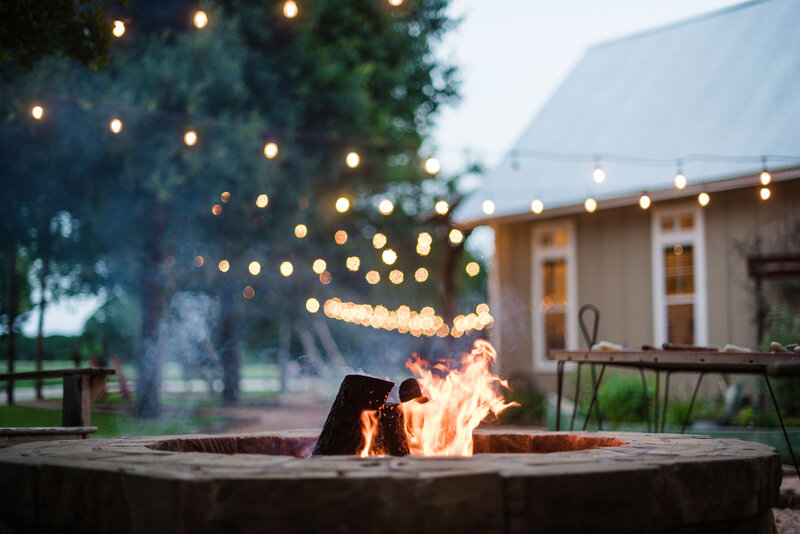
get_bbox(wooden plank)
[0,367,114,382]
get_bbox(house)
[454,0,800,392]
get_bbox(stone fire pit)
[0,430,780,533]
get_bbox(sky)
[25,0,744,336]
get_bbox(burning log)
[312,374,394,456]
[399,377,424,403]
[368,403,409,456]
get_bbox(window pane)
[545,312,566,351]
[679,213,694,229]
[542,259,567,305]
[539,232,552,247]
[667,304,694,344]
[553,229,567,247]
[661,217,675,231]
[664,245,694,295]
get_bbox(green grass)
[0,404,228,437]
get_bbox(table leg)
[661,372,671,433]
[640,369,651,433]
[556,361,564,431]
[590,364,603,430]
[763,374,800,479]
[582,364,607,431]
[653,370,660,432]
[570,363,583,431]
[681,373,704,434]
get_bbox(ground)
[776,469,800,533]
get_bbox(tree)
[0,0,127,71]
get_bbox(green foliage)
[761,306,800,420]
[497,384,545,424]
[588,372,652,425]
[0,0,127,71]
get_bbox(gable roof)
[455,0,800,225]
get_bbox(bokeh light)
[345,151,360,168]
[378,199,394,215]
[382,249,397,265]
[592,167,605,184]
[312,259,327,274]
[193,255,204,267]
[294,224,307,238]
[221,191,230,202]
[531,199,544,214]
[639,195,651,210]
[334,230,348,245]
[248,261,261,275]
[306,298,320,313]
[434,200,449,215]
[372,233,387,249]
[112,20,125,37]
[256,194,269,208]
[389,270,404,284]
[482,200,495,215]
[448,229,464,244]
[584,198,597,213]
[212,204,222,215]
[346,256,361,271]
[280,261,294,277]
[283,0,298,18]
[218,260,230,272]
[320,271,332,285]
[424,157,440,174]
[31,106,43,120]
[365,271,380,284]
[675,173,687,190]
[698,192,710,206]
[465,262,480,276]
[760,187,771,200]
[335,197,350,213]
[414,267,428,282]
[184,130,197,146]
[243,286,255,299]
[193,10,208,28]
[264,142,278,159]
[109,118,122,133]
[760,171,771,185]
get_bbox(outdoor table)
[549,349,800,476]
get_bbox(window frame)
[531,220,578,372]
[651,204,708,347]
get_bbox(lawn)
[0,404,229,437]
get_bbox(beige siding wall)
[491,178,800,393]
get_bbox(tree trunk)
[6,245,17,405]
[313,317,347,368]
[35,257,49,400]
[220,288,239,405]
[136,201,165,419]
[296,321,324,372]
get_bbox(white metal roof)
[455,0,800,225]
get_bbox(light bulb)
[378,199,394,215]
[698,192,710,206]
[593,167,605,184]
[345,151,360,168]
[531,199,544,214]
[306,298,320,313]
[264,142,278,159]
[184,130,197,146]
[248,261,261,275]
[109,118,122,133]
[448,229,464,244]
[760,171,771,185]
[280,261,294,277]
[434,200,449,215]
[335,197,350,213]
[482,200,495,215]
[675,173,687,190]
[424,157,440,174]
[112,20,125,37]
[585,198,597,213]
[639,195,651,210]
[256,194,269,208]
[760,187,771,200]
[31,106,43,120]
[193,10,208,28]
[283,0,298,18]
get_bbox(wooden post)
[62,373,107,427]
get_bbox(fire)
[361,339,517,457]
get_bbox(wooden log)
[369,404,409,456]
[312,374,394,456]
[399,378,423,403]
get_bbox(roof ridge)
[587,0,773,52]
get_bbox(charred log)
[313,374,394,456]
[399,378,423,403]
[368,403,409,456]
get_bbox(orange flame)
[361,339,517,457]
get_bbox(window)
[532,222,577,371]
[652,207,707,346]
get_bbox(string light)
[248,261,261,275]
[584,198,597,213]
[592,156,605,184]
[264,142,278,159]
[372,233,387,249]
[194,255,204,267]
[335,197,350,213]
[109,118,122,133]
[112,20,125,38]
[418,232,432,246]
[434,200,449,215]
[465,262,480,276]
[760,171,771,185]
[323,299,492,338]
[31,106,43,120]
[414,267,428,282]
[346,256,361,271]
[448,228,464,244]
[366,270,380,284]
[334,230,348,245]
[345,151,360,168]
[531,199,544,214]
[378,199,394,215]
[280,261,294,277]
[218,260,230,272]
[193,10,208,29]
[306,298,320,313]
[760,187,771,200]
[639,194,651,210]
[336,197,350,213]
[319,271,332,284]
[388,0,403,5]
[212,204,222,215]
[389,270,404,284]
[294,224,307,238]
[482,200,495,215]
[424,157,440,174]
[221,191,230,202]
[256,194,269,208]
[382,249,397,265]
[243,286,255,299]
[416,243,430,256]
[698,192,710,206]
[184,130,197,146]
[283,0,298,18]
[312,259,327,274]
[675,172,687,190]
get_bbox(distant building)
[455,0,800,391]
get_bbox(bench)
[0,368,115,446]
